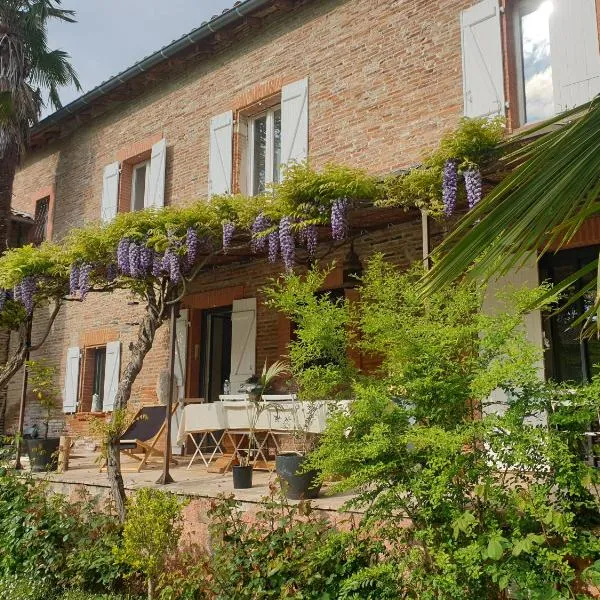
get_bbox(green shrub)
[0,469,126,592]
[117,488,187,600]
[158,490,397,600]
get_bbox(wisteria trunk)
[107,296,165,522]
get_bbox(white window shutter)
[549,0,600,113]
[237,117,249,196]
[174,308,189,401]
[208,111,233,196]
[101,162,120,223]
[230,298,257,394]
[281,78,309,166]
[147,138,167,209]
[102,341,121,412]
[460,0,505,117]
[63,346,80,413]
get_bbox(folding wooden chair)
[118,405,178,472]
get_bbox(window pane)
[520,1,554,123]
[132,165,147,211]
[273,109,282,184]
[253,116,267,195]
[93,347,106,405]
[31,197,49,245]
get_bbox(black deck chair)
[116,405,178,472]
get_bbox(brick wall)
[4,0,466,437]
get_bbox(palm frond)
[421,100,600,294]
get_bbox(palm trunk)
[107,292,166,522]
[0,137,17,251]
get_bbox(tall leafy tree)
[0,0,80,251]
[422,101,600,334]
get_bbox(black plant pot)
[275,453,321,500]
[25,438,60,472]
[232,465,253,489]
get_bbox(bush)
[0,468,126,592]
[117,488,187,600]
[158,489,398,600]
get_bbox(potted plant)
[24,360,61,472]
[232,359,289,489]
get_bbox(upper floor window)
[460,0,600,126]
[514,0,554,124]
[249,107,282,195]
[31,196,50,245]
[131,160,150,212]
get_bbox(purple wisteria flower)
[69,264,80,296]
[165,249,181,284]
[279,216,295,271]
[464,167,482,210]
[128,243,141,278]
[78,263,92,301]
[331,198,349,241]
[301,224,318,258]
[139,246,153,277]
[222,222,235,254]
[251,213,270,253]
[0,289,7,312]
[13,282,21,304]
[186,228,200,265]
[152,251,164,278]
[117,238,131,275]
[442,159,459,217]
[268,230,279,263]
[20,276,37,315]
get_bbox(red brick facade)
[5,0,592,438]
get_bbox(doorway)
[199,306,232,403]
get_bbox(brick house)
[3,0,600,441]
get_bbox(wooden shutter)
[208,111,233,196]
[102,341,121,412]
[281,78,309,166]
[100,162,120,223]
[460,0,505,117]
[147,138,167,209]
[63,346,80,413]
[230,298,257,393]
[549,0,600,113]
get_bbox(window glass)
[252,115,268,195]
[273,109,282,185]
[31,197,49,245]
[92,347,106,409]
[540,247,600,383]
[519,1,554,123]
[132,163,148,211]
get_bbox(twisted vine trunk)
[107,290,166,522]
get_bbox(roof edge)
[32,0,275,135]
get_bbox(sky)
[44,0,233,116]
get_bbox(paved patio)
[29,447,358,513]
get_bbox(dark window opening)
[540,246,600,383]
[199,306,232,403]
[93,347,106,409]
[31,197,50,245]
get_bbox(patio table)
[176,402,228,468]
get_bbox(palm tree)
[422,100,600,335]
[0,0,80,251]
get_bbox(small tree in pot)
[263,266,355,499]
[233,359,289,489]
[24,359,60,472]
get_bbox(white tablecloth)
[176,399,349,445]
